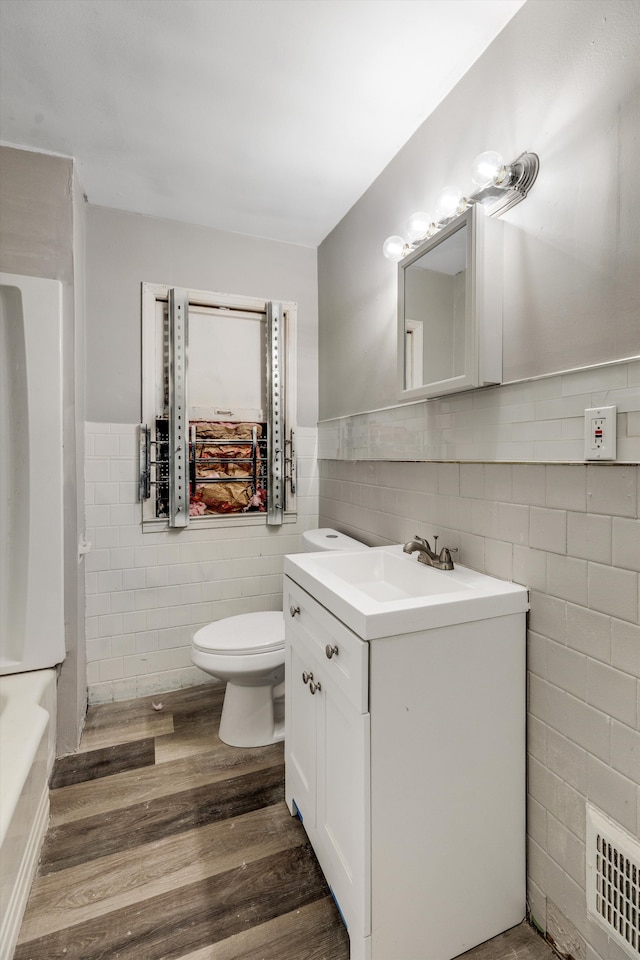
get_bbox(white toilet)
[191,528,368,747]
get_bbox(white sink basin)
[284,544,529,640]
[301,549,467,602]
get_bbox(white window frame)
[141,282,297,532]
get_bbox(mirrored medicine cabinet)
[397,204,503,401]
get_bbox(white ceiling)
[0,0,525,246]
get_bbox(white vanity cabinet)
[284,558,528,960]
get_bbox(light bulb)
[382,235,406,262]
[406,211,432,243]
[471,150,507,187]
[435,185,463,221]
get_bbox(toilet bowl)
[191,528,368,747]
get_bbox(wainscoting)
[15,685,556,960]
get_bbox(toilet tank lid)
[193,611,284,655]
[302,528,368,551]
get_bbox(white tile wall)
[319,359,640,463]
[84,423,319,704]
[318,457,639,960]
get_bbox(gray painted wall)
[0,146,87,753]
[85,205,319,427]
[0,147,74,282]
[318,0,640,420]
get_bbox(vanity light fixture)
[406,210,432,243]
[471,150,508,188]
[383,149,539,260]
[435,184,464,222]
[382,235,407,261]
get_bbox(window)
[140,283,297,530]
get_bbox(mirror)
[397,205,503,401]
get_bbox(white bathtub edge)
[0,784,49,960]
[0,669,57,960]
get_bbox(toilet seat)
[192,611,284,657]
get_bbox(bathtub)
[0,669,57,960]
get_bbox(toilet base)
[219,681,285,748]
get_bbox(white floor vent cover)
[586,804,639,957]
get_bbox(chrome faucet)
[402,534,457,570]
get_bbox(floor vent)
[586,804,640,958]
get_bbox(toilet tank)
[302,528,368,552]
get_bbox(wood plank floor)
[15,684,557,960]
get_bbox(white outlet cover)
[584,405,617,460]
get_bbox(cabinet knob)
[309,679,322,695]
[289,604,300,617]
[302,671,313,685]
[325,644,339,659]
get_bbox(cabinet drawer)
[284,577,369,713]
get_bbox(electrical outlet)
[584,405,617,460]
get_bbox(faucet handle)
[434,535,458,560]
[438,545,458,569]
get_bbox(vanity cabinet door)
[284,576,371,948]
[285,637,318,828]
[318,678,371,940]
